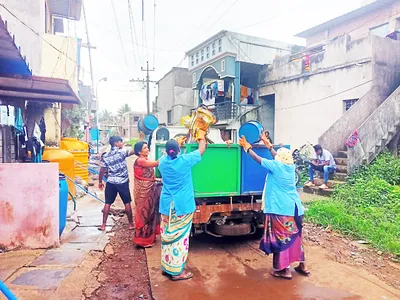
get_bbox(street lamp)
[95,77,107,153]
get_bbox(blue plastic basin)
[238,121,264,144]
[138,115,159,135]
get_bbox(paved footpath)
[146,235,400,300]
[0,194,116,300]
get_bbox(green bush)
[306,152,400,256]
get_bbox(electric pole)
[129,61,156,115]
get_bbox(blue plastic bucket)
[138,115,159,135]
[238,121,264,144]
[59,173,69,236]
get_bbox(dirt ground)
[85,216,399,300]
[86,217,152,300]
[303,223,400,290]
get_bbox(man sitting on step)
[304,144,337,190]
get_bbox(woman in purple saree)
[239,132,310,280]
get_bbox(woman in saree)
[158,131,207,281]
[133,141,161,248]
[239,132,310,280]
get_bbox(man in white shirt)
[304,144,337,190]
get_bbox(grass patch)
[305,152,400,256]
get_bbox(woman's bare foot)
[128,223,135,230]
[294,263,310,276]
[171,271,193,281]
[98,225,106,231]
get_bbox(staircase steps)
[303,151,348,197]
[336,164,348,173]
[303,186,334,197]
[333,172,348,181]
[313,178,344,189]
[335,157,347,165]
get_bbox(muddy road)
[87,217,400,300]
[146,226,400,300]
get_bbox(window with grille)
[167,110,172,124]
[344,99,358,111]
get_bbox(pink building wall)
[0,163,59,250]
[306,2,400,46]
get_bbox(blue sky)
[76,0,363,113]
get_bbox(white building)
[155,67,193,126]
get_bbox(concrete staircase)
[347,87,400,173]
[303,151,348,197]
[304,84,400,197]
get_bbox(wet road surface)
[146,235,400,300]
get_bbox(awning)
[0,76,81,104]
[0,15,31,76]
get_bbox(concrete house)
[186,30,294,139]
[155,67,193,125]
[257,0,400,173]
[120,111,146,141]
[0,0,83,146]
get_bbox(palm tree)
[118,104,132,117]
[99,109,114,124]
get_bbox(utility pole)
[130,61,156,114]
[82,2,98,143]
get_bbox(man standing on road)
[304,144,337,190]
[98,136,135,231]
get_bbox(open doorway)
[259,93,275,142]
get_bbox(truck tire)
[213,222,251,236]
[253,227,264,239]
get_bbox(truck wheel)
[213,223,251,236]
[253,227,264,239]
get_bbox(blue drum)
[138,115,159,135]
[238,121,264,144]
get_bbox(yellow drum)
[60,138,89,184]
[43,147,75,198]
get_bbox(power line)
[178,0,228,50]
[202,0,240,34]
[0,3,92,76]
[127,0,140,71]
[231,0,316,31]
[153,0,156,68]
[174,0,240,67]
[276,80,373,111]
[110,0,128,65]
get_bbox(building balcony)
[192,102,259,125]
[40,34,79,93]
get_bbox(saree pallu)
[133,160,161,247]
[160,203,193,276]
[260,207,305,271]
